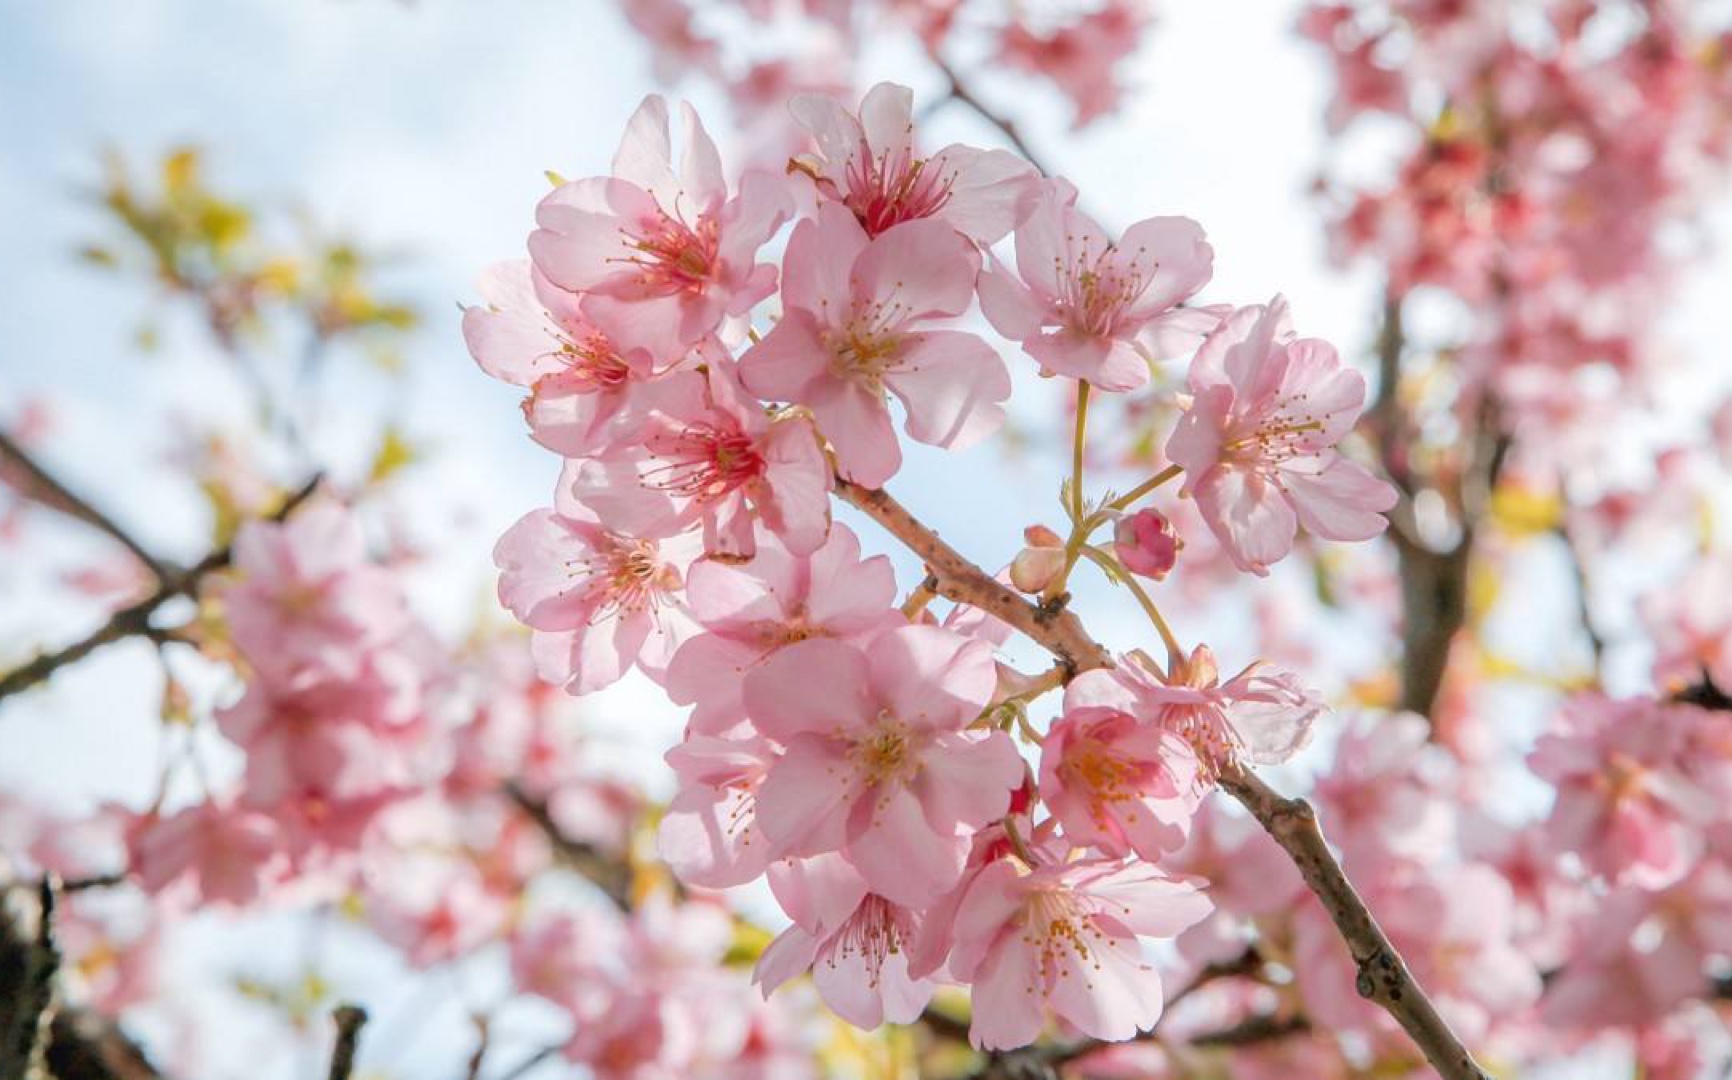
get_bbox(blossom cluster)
[619,0,1153,154]
[468,81,1396,1051]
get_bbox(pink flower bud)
[1114,508,1181,580]
[1010,524,1066,593]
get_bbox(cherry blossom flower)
[664,522,898,733]
[755,853,935,1028]
[220,499,409,681]
[978,182,1221,392]
[658,726,779,889]
[739,203,1010,487]
[1642,556,1732,697]
[462,259,656,457]
[568,362,832,561]
[789,81,1037,243]
[1166,297,1396,574]
[127,800,286,909]
[930,855,1211,1049]
[1070,647,1322,775]
[1009,523,1067,594]
[493,479,694,695]
[1040,697,1203,860]
[530,95,791,357]
[741,625,1023,906]
[1529,693,1716,890]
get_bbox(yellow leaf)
[368,427,418,484]
[1488,484,1562,538]
[162,147,201,194]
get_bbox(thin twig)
[930,56,1051,174]
[491,1044,560,1080]
[0,475,321,705]
[0,432,177,585]
[501,784,633,911]
[836,478,1490,1080]
[326,1004,368,1080]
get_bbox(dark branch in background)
[0,432,177,586]
[0,474,322,705]
[835,478,1492,1080]
[930,57,1052,176]
[501,784,633,911]
[325,1004,368,1080]
[0,881,164,1080]
[1189,1012,1311,1048]
[1557,520,1606,671]
[1,879,59,1080]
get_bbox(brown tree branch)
[929,57,1052,176]
[834,478,1490,1080]
[0,432,176,587]
[0,881,165,1080]
[501,784,633,911]
[326,1004,368,1080]
[0,475,322,705]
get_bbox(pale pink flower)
[1642,556,1732,697]
[1040,698,1203,860]
[220,499,409,681]
[1312,711,1459,871]
[933,855,1211,1049]
[462,259,655,457]
[364,856,510,968]
[1113,508,1180,580]
[216,655,421,807]
[127,800,286,909]
[739,203,1010,487]
[741,625,1023,906]
[664,522,898,733]
[493,480,693,695]
[530,96,791,357]
[755,853,935,1028]
[568,361,831,562]
[1166,297,1396,574]
[658,726,779,889]
[789,81,1038,243]
[978,183,1220,392]
[1071,647,1322,775]
[1528,693,1715,890]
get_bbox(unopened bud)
[1010,525,1066,593]
[1114,508,1181,580]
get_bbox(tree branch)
[929,57,1052,176]
[835,478,1490,1080]
[0,432,177,586]
[0,475,321,705]
[326,1004,367,1080]
[501,784,633,911]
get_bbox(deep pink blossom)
[1113,508,1180,580]
[741,625,1023,906]
[979,183,1220,392]
[1166,298,1396,574]
[529,95,791,357]
[789,81,1037,242]
[739,203,1009,487]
